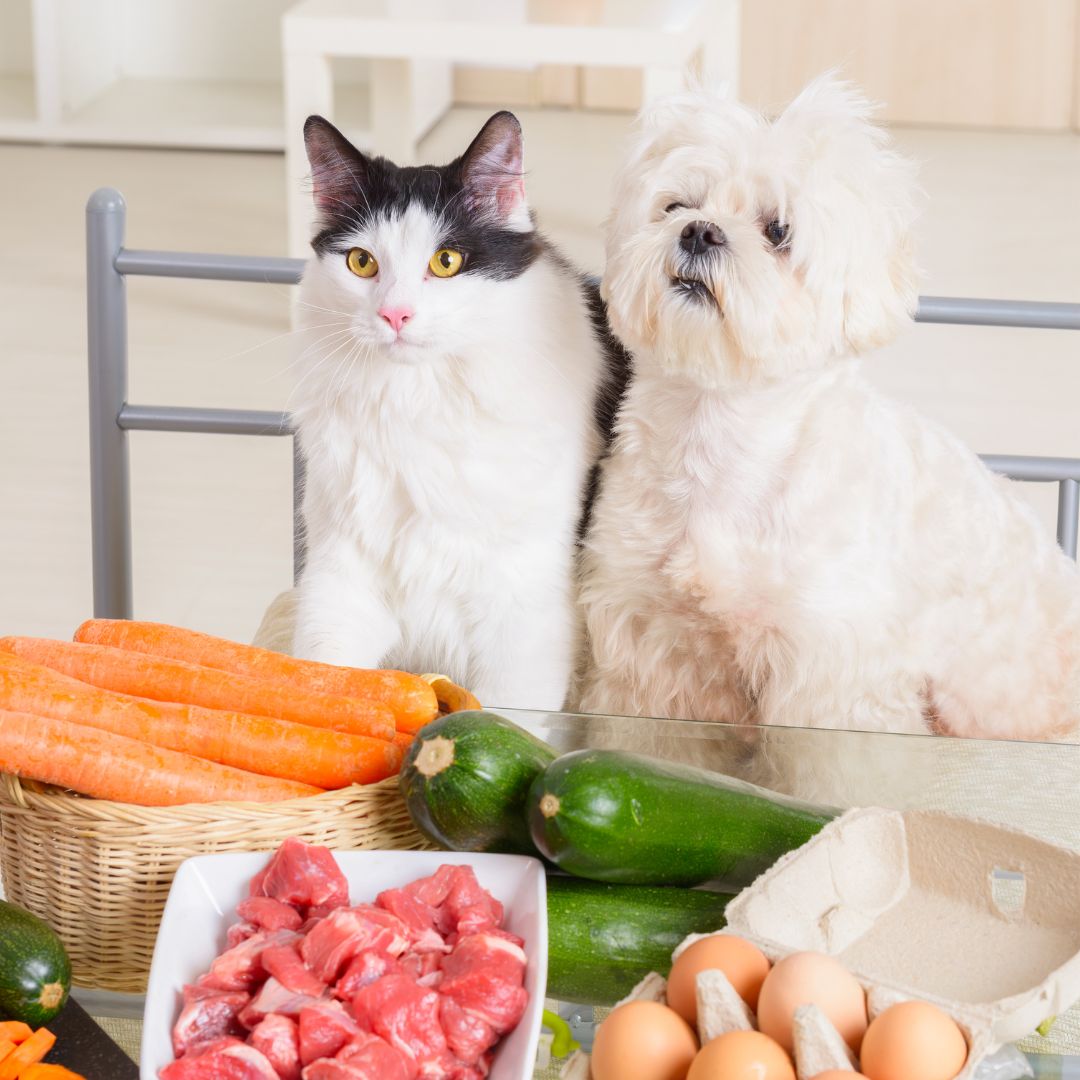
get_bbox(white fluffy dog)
[578,76,1080,753]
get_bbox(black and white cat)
[290,111,628,710]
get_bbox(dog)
[576,76,1080,800]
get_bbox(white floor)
[1,107,1079,644]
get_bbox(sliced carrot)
[0,638,394,741]
[18,1066,87,1079]
[0,654,402,789]
[75,620,440,733]
[0,1043,15,1065]
[0,1023,32,1045]
[0,1028,55,1079]
[0,708,322,805]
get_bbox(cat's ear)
[460,111,528,225]
[304,115,368,216]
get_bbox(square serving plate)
[140,849,548,1080]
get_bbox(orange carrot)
[0,1028,55,1079]
[0,638,395,740]
[392,730,415,754]
[20,1067,87,1080]
[0,1024,31,1046]
[0,1043,14,1066]
[0,654,402,789]
[75,620,439,733]
[0,709,322,806]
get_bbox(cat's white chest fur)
[291,255,606,710]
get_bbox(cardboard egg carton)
[563,807,1080,1080]
[704,806,1080,1077]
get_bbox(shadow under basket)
[0,773,431,993]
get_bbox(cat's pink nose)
[378,306,413,334]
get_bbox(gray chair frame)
[86,186,1080,619]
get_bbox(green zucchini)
[546,876,733,1005]
[0,900,71,1025]
[400,710,555,855]
[529,750,835,888]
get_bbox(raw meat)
[301,906,409,982]
[439,935,528,1034]
[239,976,324,1028]
[438,997,497,1065]
[172,991,249,1057]
[203,929,301,991]
[255,837,349,910]
[297,1002,361,1065]
[376,887,446,953]
[334,951,400,999]
[262,943,328,998]
[352,974,447,1066]
[164,842,530,1080]
[248,1014,302,1080]
[237,896,304,932]
[333,1032,417,1080]
[161,1038,280,1079]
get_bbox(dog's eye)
[664,202,687,214]
[764,219,789,247]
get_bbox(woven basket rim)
[0,772,397,823]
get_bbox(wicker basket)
[0,774,430,993]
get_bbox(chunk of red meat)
[239,977,324,1029]
[402,865,457,909]
[441,934,526,987]
[352,975,446,1067]
[172,990,249,1057]
[376,888,445,953]
[297,1002,361,1066]
[160,1039,279,1079]
[263,943,328,998]
[333,1033,417,1080]
[227,922,259,949]
[203,929,301,991]
[248,1014,302,1080]
[334,952,400,1000]
[184,982,232,1005]
[237,896,304,932]
[439,971,527,1036]
[438,996,498,1065]
[255,838,349,910]
[399,952,442,985]
[436,867,503,937]
[301,906,409,983]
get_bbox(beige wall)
[455,0,1080,131]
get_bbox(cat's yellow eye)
[429,248,464,278]
[346,247,378,278]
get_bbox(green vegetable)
[546,875,733,1005]
[0,900,71,1025]
[1036,1016,1056,1038]
[399,710,555,855]
[530,749,835,888]
[542,1009,580,1058]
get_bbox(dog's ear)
[777,75,920,353]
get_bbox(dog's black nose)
[679,220,726,256]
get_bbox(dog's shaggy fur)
[577,77,1080,785]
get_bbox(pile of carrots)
[0,620,448,807]
[0,1022,82,1079]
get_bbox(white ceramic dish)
[140,849,548,1080]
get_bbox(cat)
[290,111,629,711]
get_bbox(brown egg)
[859,1001,968,1080]
[687,1030,796,1080]
[756,952,868,1053]
[591,1000,699,1080]
[811,1072,871,1079]
[667,935,772,1025]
